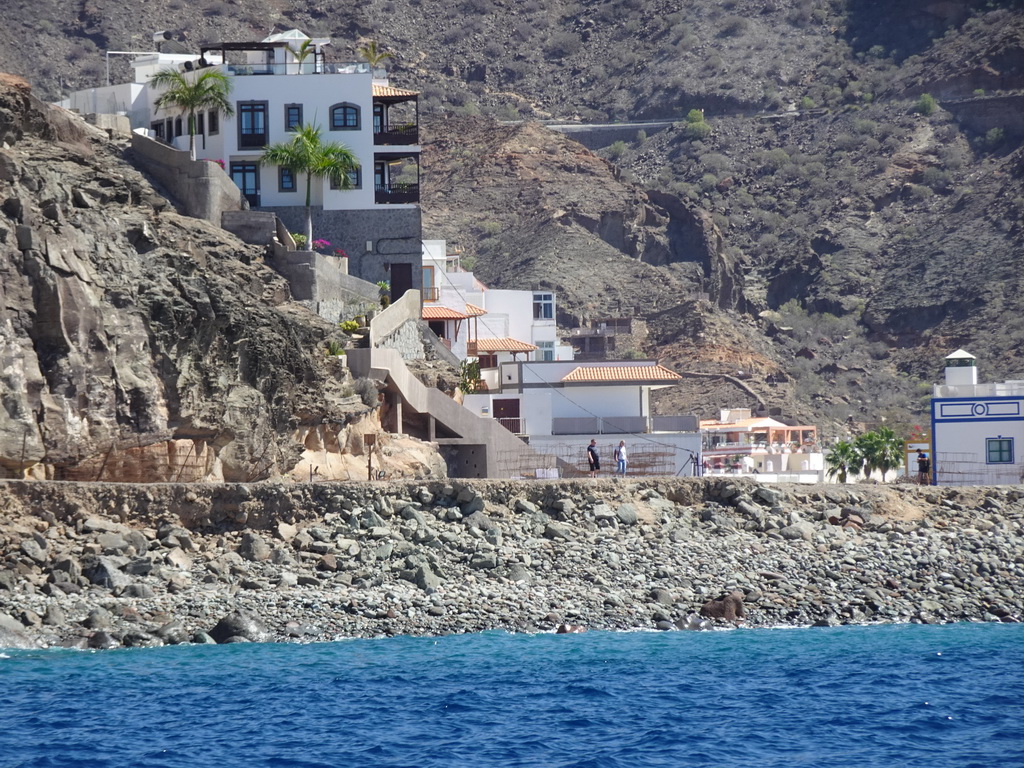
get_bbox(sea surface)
[2,622,1023,767]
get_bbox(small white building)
[931,350,1024,485]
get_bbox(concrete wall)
[129,132,244,224]
[370,289,421,347]
[547,121,673,150]
[221,210,277,245]
[267,240,379,323]
[944,95,1024,139]
[263,206,422,289]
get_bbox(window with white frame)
[537,341,555,361]
[533,292,554,320]
[987,437,1014,464]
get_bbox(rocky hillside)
[0,75,399,481]
[2,1,1022,435]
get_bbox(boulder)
[700,590,747,621]
[83,556,131,591]
[152,620,190,645]
[615,504,639,526]
[209,610,270,644]
[469,552,498,570]
[19,537,47,564]
[238,533,271,562]
[544,522,572,541]
[0,614,38,649]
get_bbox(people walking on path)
[587,439,600,478]
[614,440,628,477]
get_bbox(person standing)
[587,439,600,478]
[916,450,931,485]
[614,440,628,477]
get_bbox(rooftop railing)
[220,61,371,76]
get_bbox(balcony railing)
[422,286,439,301]
[221,62,371,76]
[374,123,419,145]
[550,415,698,435]
[375,183,419,204]
[497,417,525,434]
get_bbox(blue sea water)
[1,623,1023,768]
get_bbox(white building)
[420,240,573,374]
[700,408,825,482]
[62,30,422,296]
[462,359,702,476]
[931,350,1024,485]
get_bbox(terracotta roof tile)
[372,85,419,98]
[422,305,468,320]
[465,303,487,316]
[472,337,538,352]
[561,365,682,383]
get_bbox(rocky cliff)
[0,75,416,481]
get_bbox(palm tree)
[290,39,316,73]
[826,441,862,484]
[871,426,906,481]
[854,432,881,479]
[149,68,234,161]
[357,40,393,68]
[259,124,358,245]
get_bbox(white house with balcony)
[61,29,423,296]
[419,240,573,370]
[461,359,702,476]
[700,408,824,482]
[931,350,1024,485]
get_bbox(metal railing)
[222,62,371,76]
[374,124,419,145]
[374,183,419,204]
[496,417,525,434]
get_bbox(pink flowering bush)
[334,248,348,258]
[312,239,331,250]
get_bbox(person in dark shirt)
[917,450,931,485]
[587,439,600,478]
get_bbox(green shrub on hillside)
[608,140,628,160]
[915,93,937,116]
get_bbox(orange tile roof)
[465,303,487,316]
[473,337,538,352]
[372,85,419,98]
[422,305,467,320]
[561,365,682,383]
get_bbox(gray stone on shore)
[83,557,130,591]
[209,610,270,644]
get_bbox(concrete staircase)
[347,345,550,479]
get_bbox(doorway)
[390,263,413,301]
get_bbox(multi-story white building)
[62,29,422,295]
[420,240,573,375]
[931,350,1024,485]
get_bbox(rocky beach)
[0,477,1021,649]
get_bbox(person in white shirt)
[614,440,628,477]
